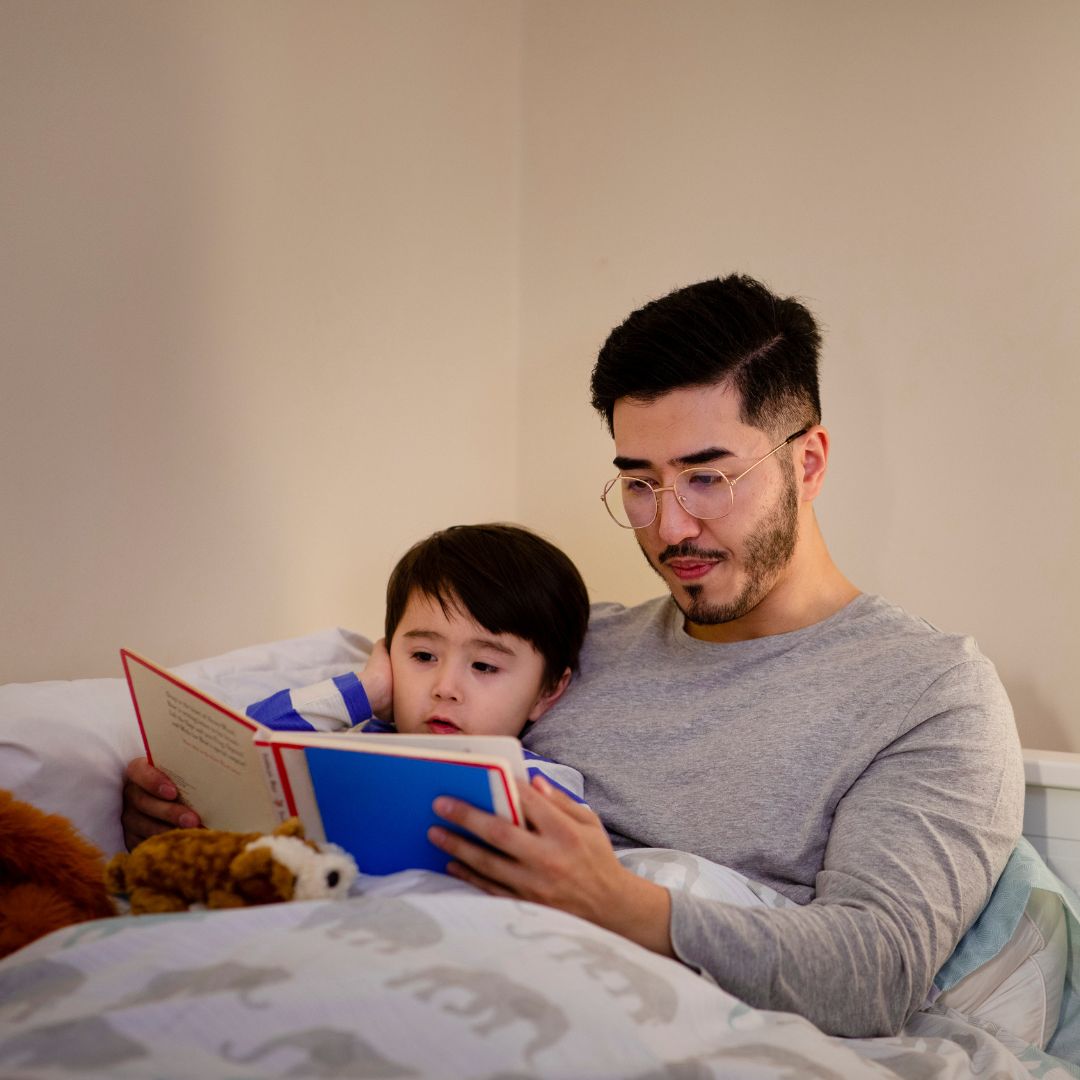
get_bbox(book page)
[123,651,280,834]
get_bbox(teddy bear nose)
[326,870,341,888]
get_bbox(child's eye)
[472,661,499,674]
[410,650,436,664]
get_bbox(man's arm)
[432,659,1025,1037]
[431,774,674,957]
[665,660,1023,1036]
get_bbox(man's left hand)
[428,775,674,957]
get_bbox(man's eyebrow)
[613,446,735,471]
[675,446,735,467]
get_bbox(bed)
[1,628,1078,1079]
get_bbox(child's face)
[388,590,565,737]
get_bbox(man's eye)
[686,470,723,489]
[472,662,499,674]
[624,477,656,495]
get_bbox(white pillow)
[936,888,1068,1049]
[0,628,371,857]
[0,676,143,861]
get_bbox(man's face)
[388,590,556,737]
[611,382,802,636]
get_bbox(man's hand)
[121,756,201,851]
[359,638,393,718]
[428,776,674,957]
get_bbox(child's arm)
[245,639,393,732]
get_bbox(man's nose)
[655,489,702,546]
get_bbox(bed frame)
[1022,747,1080,894]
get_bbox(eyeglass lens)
[605,470,734,528]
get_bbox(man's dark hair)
[384,523,589,692]
[590,274,822,436]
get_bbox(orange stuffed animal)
[104,817,358,913]
[0,790,118,959]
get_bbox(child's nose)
[432,672,462,702]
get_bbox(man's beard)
[642,464,800,626]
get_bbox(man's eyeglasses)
[601,427,809,530]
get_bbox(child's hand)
[359,638,393,718]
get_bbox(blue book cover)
[303,746,505,875]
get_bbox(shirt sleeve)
[667,658,1025,1037]
[523,750,588,805]
[245,673,373,732]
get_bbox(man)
[122,274,1024,1038]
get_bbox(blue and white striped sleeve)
[523,750,588,805]
[245,673,373,732]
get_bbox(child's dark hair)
[384,524,589,692]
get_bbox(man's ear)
[797,425,829,501]
[527,667,572,723]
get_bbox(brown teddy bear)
[0,789,118,959]
[105,817,358,914]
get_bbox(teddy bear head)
[229,832,357,904]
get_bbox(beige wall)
[3,2,1077,751]
[2,1,524,679]
[517,0,1080,752]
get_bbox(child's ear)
[527,668,572,723]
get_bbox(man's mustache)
[657,543,726,565]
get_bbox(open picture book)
[120,649,527,874]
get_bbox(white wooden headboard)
[1022,748,1080,894]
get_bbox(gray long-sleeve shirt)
[523,593,1024,1037]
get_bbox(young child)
[246,523,591,802]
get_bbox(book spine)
[254,738,291,822]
